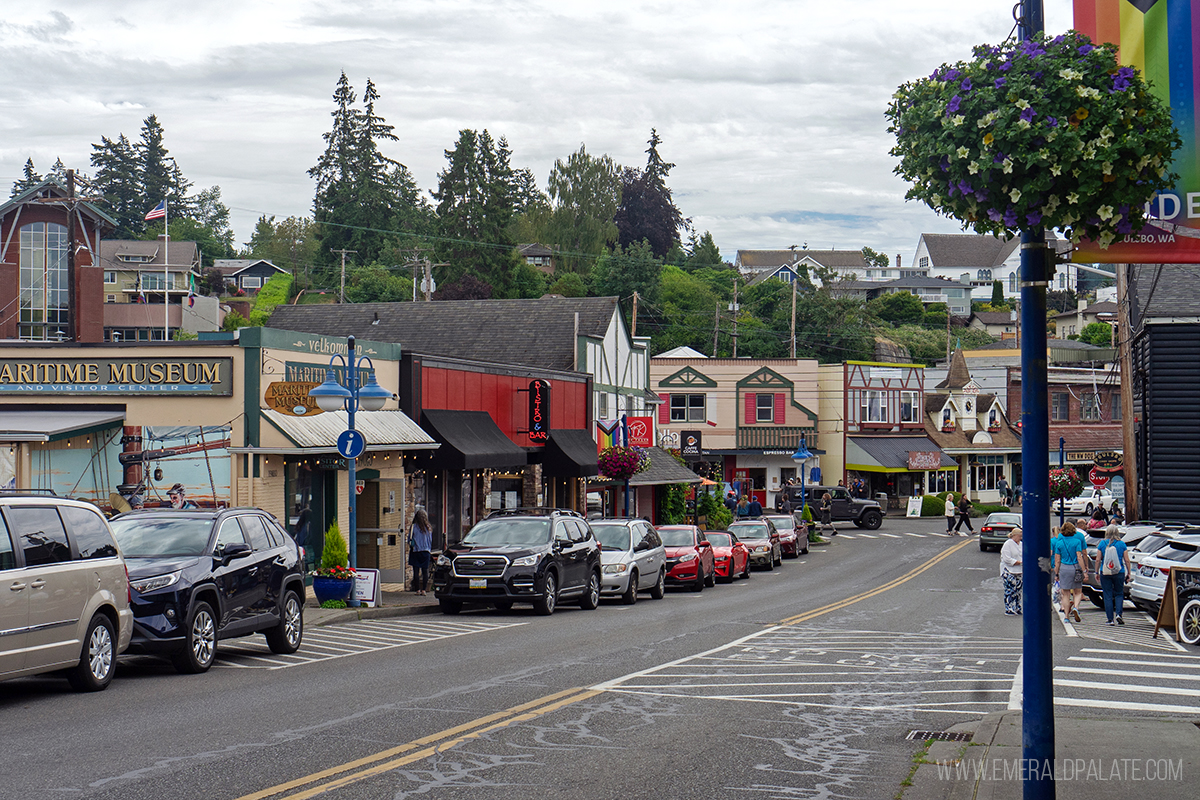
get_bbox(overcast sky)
[0,1,1074,266]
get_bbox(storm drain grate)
[906,730,973,742]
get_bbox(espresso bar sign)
[0,358,233,396]
[528,379,550,443]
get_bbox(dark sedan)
[728,519,782,569]
[979,513,1022,552]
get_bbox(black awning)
[541,428,599,477]
[422,409,528,472]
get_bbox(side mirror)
[633,540,649,553]
[218,542,252,562]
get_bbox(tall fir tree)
[90,134,142,235]
[615,129,685,258]
[10,159,42,197]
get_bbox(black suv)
[782,485,884,529]
[108,508,306,674]
[432,508,602,616]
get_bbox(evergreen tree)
[614,130,685,258]
[543,144,622,274]
[685,231,723,270]
[10,159,42,197]
[991,279,1005,306]
[137,115,190,214]
[90,134,142,235]
[861,247,890,268]
[591,240,662,305]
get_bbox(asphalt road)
[2,516,1195,800]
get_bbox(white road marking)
[904,533,927,538]
[1055,678,1200,698]
[1053,665,1200,681]
[879,533,902,538]
[856,534,878,539]
[1008,655,1023,710]
[1055,696,1200,714]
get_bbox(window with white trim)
[860,390,886,423]
[104,271,117,284]
[241,275,262,289]
[1081,392,1101,421]
[900,391,920,423]
[973,455,1005,492]
[597,392,608,419]
[756,393,774,423]
[670,393,705,422]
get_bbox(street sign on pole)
[337,429,366,460]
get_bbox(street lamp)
[309,335,392,596]
[791,436,814,521]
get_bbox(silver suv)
[0,493,133,691]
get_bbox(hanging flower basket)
[887,32,1181,248]
[1049,467,1084,501]
[597,445,651,481]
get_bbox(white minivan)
[0,494,133,691]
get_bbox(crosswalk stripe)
[904,533,926,537]
[1054,665,1198,681]
[880,533,902,538]
[1055,678,1200,697]
[1055,696,1200,714]
[856,534,878,539]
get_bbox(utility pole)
[731,276,739,358]
[66,169,77,342]
[332,248,357,303]
[713,302,720,357]
[946,300,952,363]
[631,291,639,337]
[790,278,797,358]
[1116,262,1139,520]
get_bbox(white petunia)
[968,161,979,175]
[1002,158,1014,174]
[1097,205,1114,221]
[956,146,970,158]
[1010,189,1022,203]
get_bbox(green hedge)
[249,273,294,327]
[920,491,1008,518]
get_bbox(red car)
[703,530,750,583]
[657,525,716,590]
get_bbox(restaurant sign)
[528,380,550,443]
[0,358,233,396]
[626,416,654,448]
[680,430,703,460]
[908,451,943,470]
[264,381,321,416]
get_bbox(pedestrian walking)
[996,474,1010,506]
[1050,526,1061,607]
[954,493,974,533]
[819,492,836,536]
[736,496,750,519]
[408,508,433,596]
[1093,524,1133,625]
[747,495,763,519]
[944,493,956,534]
[781,495,793,516]
[1000,527,1023,615]
[1054,521,1089,622]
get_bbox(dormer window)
[988,408,1000,429]
[942,407,953,430]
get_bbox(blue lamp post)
[308,335,392,590]
[791,436,814,523]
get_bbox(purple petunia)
[999,60,1012,72]
[988,208,1004,222]
[1047,116,1058,128]
[1026,211,1043,226]
[994,77,1007,89]
[1078,43,1095,55]
[946,95,962,115]
[944,68,961,82]
[958,179,973,196]
[1116,217,1133,235]
[974,188,989,202]
[1111,66,1135,93]
[1020,106,1037,122]
[961,77,972,92]
[1003,208,1019,227]
[994,152,1007,164]
[939,156,951,173]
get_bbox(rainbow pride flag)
[595,419,622,454]
[1074,0,1200,261]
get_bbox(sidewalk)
[304,582,441,627]
[901,710,1198,800]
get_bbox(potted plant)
[311,521,355,607]
[1049,467,1084,502]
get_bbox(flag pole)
[164,200,169,341]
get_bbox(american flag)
[144,201,166,221]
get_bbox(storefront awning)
[847,436,956,473]
[422,409,527,472]
[540,428,599,477]
[240,408,438,454]
[591,446,701,486]
[0,410,125,442]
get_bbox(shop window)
[1051,393,1069,422]
[973,455,1005,492]
[1081,393,1101,421]
[861,390,886,423]
[900,391,920,423]
[671,393,705,422]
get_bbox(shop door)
[357,482,380,569]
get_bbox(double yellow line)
[238,687,600,800]
[779,536,973,625]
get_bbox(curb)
[305,602,442,627]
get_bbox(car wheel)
[67,613,116,692]
[494,600,513,611]
[622,570,639,605]
[773,549,782,567]
[580,571,601,610]
[650,568,666,599]
[704,564,716,587]
[265,589,304,654]
[534,572,558,615]
[853,521,865,528]
[439,599,463,615]
[692,563,705,591]
[801,539,809,555]
[862,511,883,530]
[720,563,734,584]
[172,601,217,674]
[764,555,774,572]
[1085,504,1093,515]
[1179,599,1200,646]
[742,558,751,579]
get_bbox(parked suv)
[782,485,884,529]
[432,508,602,616]
[590,519,667,604]
[0,493,133,691]
[108,508,306,674]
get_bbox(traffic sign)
[337,429,367,459]
[1089,466,1109,488]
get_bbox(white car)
[1062,487,1119,516]
[590,519,667,604]
[1129,535,1200,613]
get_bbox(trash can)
[875,493,889,510]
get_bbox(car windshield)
[766,516,794,531]
[591,524,631,551]
[1137,533,1174,554]
[1157,544,1200,563]
[109,516,215,557]
[462,518,552,546]
[987,515,1022,525]
[705,533,732,547]
[730,523,767,539]
[658,528,696,547]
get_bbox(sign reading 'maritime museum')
[0,358,233,396]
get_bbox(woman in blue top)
[1054,521,1089,623]
[1092,524,1133,625]
[408,508,434,596]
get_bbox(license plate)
[469,578,487,589]
[1141,566,1157,578]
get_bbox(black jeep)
[432,508,602,616]
[782,485,885,530]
